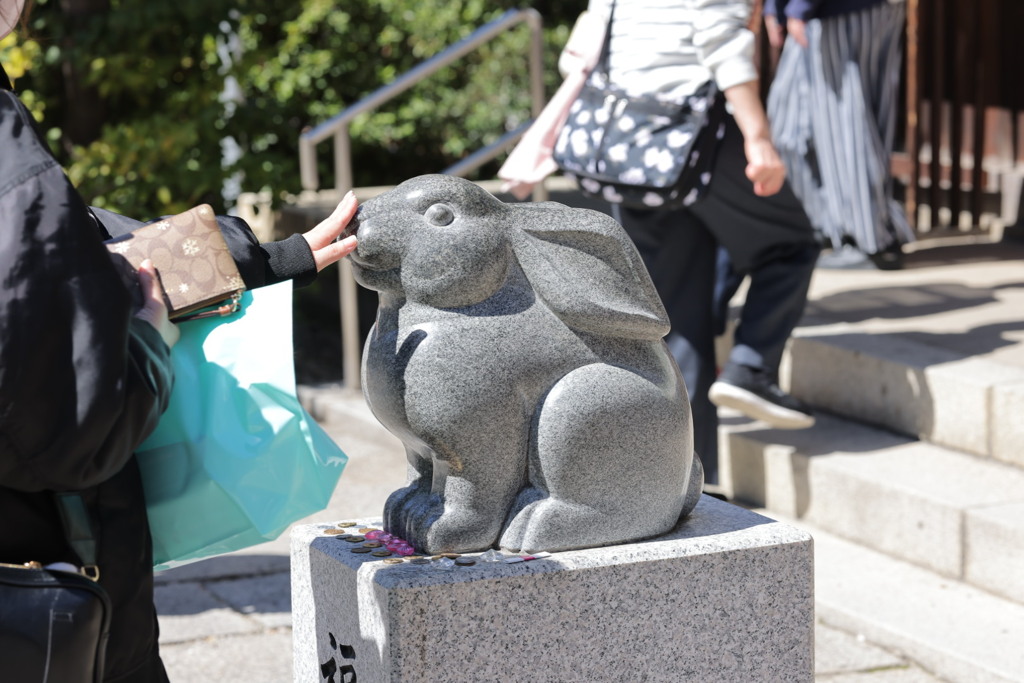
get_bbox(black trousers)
[613,118,820,484]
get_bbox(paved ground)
[800,238,1024,370]
[154,387,951,683]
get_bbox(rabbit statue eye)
[424,203,455,226]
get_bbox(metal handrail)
[441,121,534,177]
[299,8,546,194]
[297,8,548,389]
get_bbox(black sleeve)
[89,207,319,290]
[260,233,318,288]
[0,92,176,490]
[15,319,176,491]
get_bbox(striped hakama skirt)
[767,1,914,255]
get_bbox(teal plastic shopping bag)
[136,281,347,571]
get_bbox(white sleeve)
[587,0,614,20]
[692,0,759,91]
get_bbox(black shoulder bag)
[552,1,728,210]
[0,493,112,682]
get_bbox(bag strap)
[592,6,722,112]
[54,492,101,581]
[594,0,617,78]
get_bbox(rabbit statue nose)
[338,205,363,242]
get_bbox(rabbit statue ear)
[509,204,670,340]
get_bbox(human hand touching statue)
[302,191,360,271]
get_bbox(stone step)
[754,508,1024,683]
[783,322,1024,469]
[773,240,1024,469]
[718,412,1024,607]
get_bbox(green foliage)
[8,0,240,215]
[3,0,584,218]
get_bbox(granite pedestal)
[291,496,814,682]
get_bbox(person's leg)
[93,459,171,683]
[864,0,915,261]
[693,118,821,428]
[712,245,744,339]
[728,242,818,373]
[612,203,721,484]
[708,239,819,429]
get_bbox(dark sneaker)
[709,364,815,429]
[867,244,905,270]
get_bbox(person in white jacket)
[583,0,821,489]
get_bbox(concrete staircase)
[717,238,1024,683]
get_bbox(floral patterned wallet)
[104,204,246,320]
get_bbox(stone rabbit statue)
[348,175,703,554]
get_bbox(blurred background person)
[580,0,820,490]
[765,0,913,269]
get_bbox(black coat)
[0,66,318,681]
